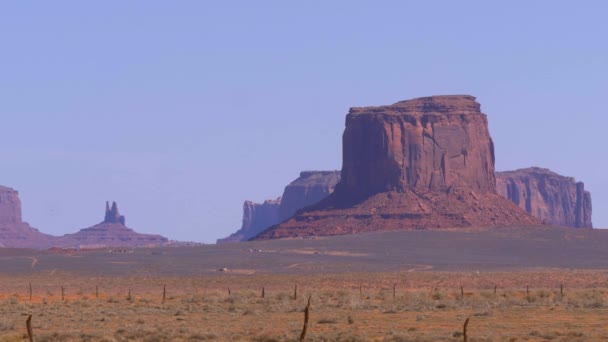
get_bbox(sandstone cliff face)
[0,186,56,249]
[217,198,281,243]
[496,168,592,228]
[279,171,341,221]
[0,186,23,223]
[254,95,540,240]
[58,202,168,248]
[339,95,496,201]
[218,171,341,243]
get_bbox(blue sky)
[0,1,606,243]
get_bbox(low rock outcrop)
[58,202,168,248]
[217,171,341,243]
[254,95,541,240]
[496,168,592,228]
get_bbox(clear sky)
[1,1,606,243]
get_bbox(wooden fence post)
[463,317,470,342]
[26,315,34,342]
[299,296,312,342]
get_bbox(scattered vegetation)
[0,271,607,341]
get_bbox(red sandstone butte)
[496,167,592,228]
[254,95,540,239]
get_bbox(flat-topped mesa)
[496,167,593,228]
[253,95,540,240]
[104,201,126,225]
[349,95,481,116]
[339,95,496,201]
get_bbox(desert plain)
[1,226,608,341]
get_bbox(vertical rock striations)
[254,95,540,240]
[496,168,592,228]
[338,95,496,200]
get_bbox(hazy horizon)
[1,1,606,243]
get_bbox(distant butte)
[58,202,169,248]
[0,186,55,248]
[253,95,542,239]
[0,191,172,249]
[496,168,592,228]
[217,171,341,243]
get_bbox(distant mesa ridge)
[219,95,594,241]
[222,166,593,242]
[0,195,170,249]
[496,167,592,228]
[59,201,168,248]
[217,171,340,243]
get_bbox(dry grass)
[0,271,607,341]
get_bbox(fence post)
[299,296,312,342]
[463,317,470,342]
[26,315,34,342]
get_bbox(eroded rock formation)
[0,188,171,249]
[254,95,541,239]
[59,202,168,248]
[104,201,126,225]
[0,186,56,249]
[218,171,341,243]
[218,198,281,243]
[339,95,496,200]
[496,168,592,228]
[279,171,341,221]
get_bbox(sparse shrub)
[317,318,338,324]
